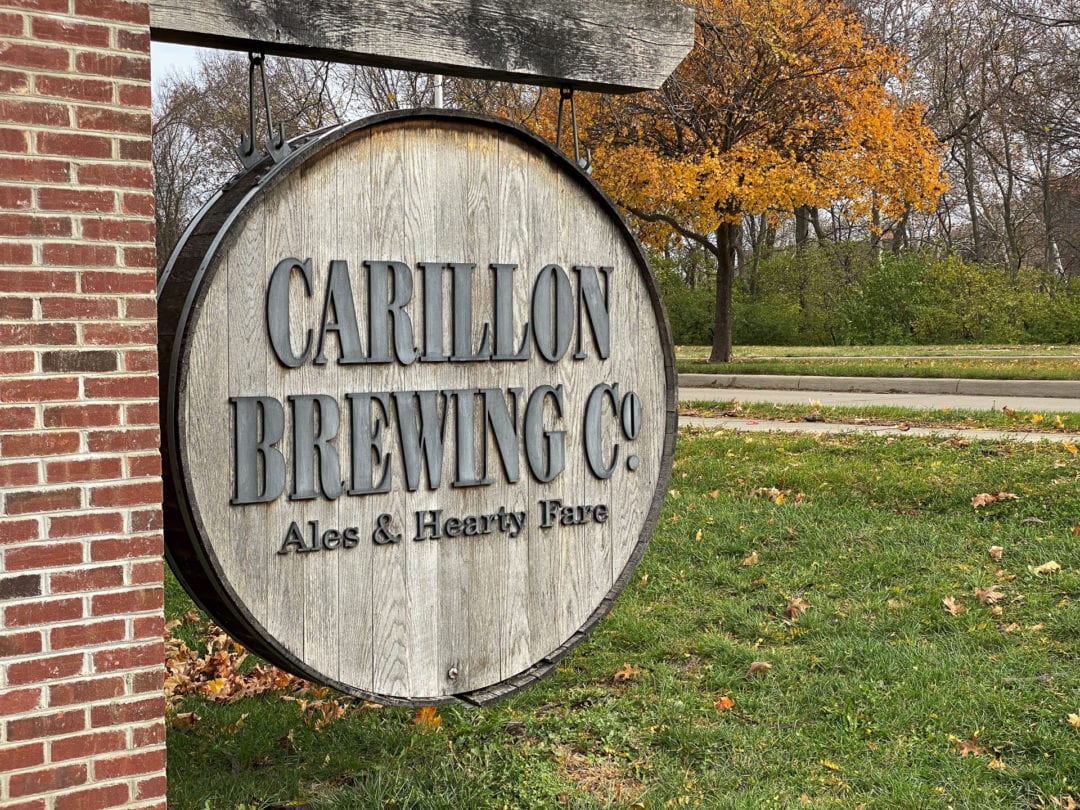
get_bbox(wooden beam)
[148,0,694,93]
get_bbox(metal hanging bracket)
[237,52,291,169]
[554,86,592,174]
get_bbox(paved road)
[679,385,1080,413]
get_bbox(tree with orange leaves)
[571,0,946,362]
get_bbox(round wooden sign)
[158,110,676,705]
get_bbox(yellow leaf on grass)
[741,551,760,567]
[613,663,641,683]
[413,706,442,730]
[1064,441,1078,455]
[1031,561,1062,575]
[715,695,735,712]
[820,759,841,771]
[1067,712,1080,729]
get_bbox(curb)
[677,373,1080,399]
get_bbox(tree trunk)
[794,206,811,251]
[963,137,982,262]
[709,222,737,363]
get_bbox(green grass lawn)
[675,345,1080,381]
[166,431,1080,809]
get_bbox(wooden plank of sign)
[147,0,694,93]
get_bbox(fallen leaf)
[715,695,735,713]
[694,529,703,542]
[943,596,965,616]
[1068,712,1080,729]
[1032,561,1062,575]
[741,551,760,567]
[1063,440,1077,455]
[1003,406,1017,420]
[988,757,1006,771]
[1000,622,1020,633]
[820,759,841,771]
[1072,525,1080,536]
[278,729,296,751]
[746,661,772,678]
[638,574,648,586]
[954,735,985,757]
[896,422,910,432]
[972,491,1019,509]
[785,597,811,619]
[613,663,641,683]
[413,706,442,730]
[709,490,720,498]
[1031,414,1045,424]
[988,546,1004,561]
[974,586,1004,605]
[169,711,200,729]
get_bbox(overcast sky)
[151,42,208,95]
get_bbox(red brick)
[4,488,81,517]
[7,653,84,687]
[0,517,38,543]
[135,774,166,800]
[41,297,119,319]
[0,155,69,182]
[48,677,125,708]
[42,242,116,267]
[0,350,34,373]
[0,0,68,10]
[88,427,158,453]
[0,98,69,128]
[46,457,122,484]
[117,83,151,107]
[83,217,154,243]
[84,374,157,399]
[0,742,45,772]
[50,564,124,594]
[0,405,35,430]
[74,0,148,23]
[123,297,156,320]
[93,641,162,672]
[129,509,162,532]
[0,297,33,318]
[123,348,158,371]
[37,131,113,159]
[83,322,156,345]
[76,162,151,189]
[0,126,28,152]
[0,269,76,292]
[118,138,151,163]
[0,68,30,93]
[132,610,162,635]
[0,376,79,402]
[53,619,126,650]
[131,668,164,695]
[4,538,83,567]
[0,688,42,716]
[0,321,77,344]
[116,28,150,52]
[0,431,80,457]
[35,74,113,103]
[0,183,33,209]
[90,696,161,727]
[0,41,70,71]
[0,631,43,657]
[90,481,161,508]
[49,511,123,538]
[75,102,150,133]
[38,187,115,212]
[44,403,120,428]
[32,16,111,47]
[127,454,160,477]
[0,213,71,237]
[124,402,159,425]
[0,461,38,487]
[91,587,162,615]
[4,597,82,628]
[8,762,87,797]
[0,10,23,35]
[95,747,166,779]
[81,270,154,295]
[121,246,156,269]
[0,243,33,265]
[90,534,161,561]
[54,782,130,810]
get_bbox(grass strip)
[166,432,1080,809]
[676,357,1080,381]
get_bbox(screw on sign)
[158,110,676,706]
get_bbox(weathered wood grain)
[160,111,675,705]
[148,0,694,93]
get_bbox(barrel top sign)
[159,110,676,705]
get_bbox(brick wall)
[0,0,166,806]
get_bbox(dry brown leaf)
[974,586,1004,605]
[1072,525,1080,536]
[746,661,772,678]
[1000,622,1021,633]
[413,706,442,730]
[715,695,735,713]
[987,757,1006,771]
[741,551,760,567]
[1032,561,1062,575]
[1003,406,1017,420]
[785,597,811,619]
[709,490,720,499]
[169,711,200,729]
[972,491,1019,509]
[613,663,641,683]
[954,736,985,757]
[988,545,1004,561]
[943,596,965,616]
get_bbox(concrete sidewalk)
[679,373,1080,399]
